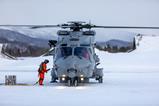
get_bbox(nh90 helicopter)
[1,21,159,86]
[49,22,104,86]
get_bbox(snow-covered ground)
[0,36,159,106]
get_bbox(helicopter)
[32,21,159,86]
[1,21,159,86]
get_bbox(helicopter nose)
[67,58,77,68]
[65,59,78,78]
[67,68,77,78]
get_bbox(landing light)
[62,77,65,81]
[62,74,66,77]
[80,75,84,77]
[80,77,84,81]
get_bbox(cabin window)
[56,47,72,59]
[74,47,90,60]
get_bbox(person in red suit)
[38,59,50,85]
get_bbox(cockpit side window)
[74,47,90,60]
[56,47,72,59]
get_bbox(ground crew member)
[38,59,50,85]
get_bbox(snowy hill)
[96,36,159,73]
[0,44,7,59]
[0,44,16,59]
[0,28,49,47]
[0,28,51,57]
[0,44,4,58]
[0,27,57,40]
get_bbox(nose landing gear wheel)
[67,78,79,86]
[74,79,78,86]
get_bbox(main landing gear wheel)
[67,79,71,86]
[98,77,103,83]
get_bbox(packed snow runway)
[0,71,159,106]
[0,36,159,106]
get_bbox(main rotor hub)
[60,21,92,31]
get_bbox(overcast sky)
[0,0,159,26]
[0,0,159,38]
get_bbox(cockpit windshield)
[56,47,72,59]
[74,47,90,60]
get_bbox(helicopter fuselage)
[51,30,103,86]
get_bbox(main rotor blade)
[93,26,159,29]
[0,25,60,29]
[0,25,36,27]
[31,25,60,29]
[1,24,159,29]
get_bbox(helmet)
[44,59,49,63]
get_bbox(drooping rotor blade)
[0,25,37,27]
[0,25,60,29]
[92,25,159,29]
[31,25,60,29]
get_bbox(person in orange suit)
[38,59,50,85]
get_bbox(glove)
[46,69,50,73]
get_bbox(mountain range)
[0,28,51,57]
